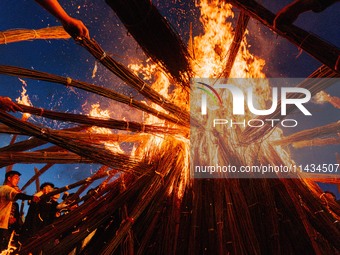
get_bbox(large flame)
[89,0,295,199]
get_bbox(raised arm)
[274,0,339,28]
[35,0,89,39]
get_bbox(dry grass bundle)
[227,0,340,74]
[105,0,192,88]
[241,66,340,143]
[0,65,188,126]
[2,2,340,255]
[43,168,120,200]
[20,141,183,254]
[52,130,150,143]
[0,125,86,153]
[79,38,190,122]
[0,110,144,173]
[0,137,46,153]
[0,26,70,45]
[0,138,47,168]
[70,165,110,201]
[16,104,188,136]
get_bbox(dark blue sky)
[0,0,339,199]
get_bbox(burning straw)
[0,26,70,45]
[20,141,186,255]
[15,103,187,136]
[222,11,249,78]
[0,65,188,126]
[78,38,190,123]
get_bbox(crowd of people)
[0,171,81,254]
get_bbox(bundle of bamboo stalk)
[0,26,70,45]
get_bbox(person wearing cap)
[0,171,39,251]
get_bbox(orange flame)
[87,103,124,154]
[16,79,32,121]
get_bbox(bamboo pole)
[79,38,190,121]
[272,121,340,146]
[21,163,54,191]
[222,11,250,78]
[0,26,70,45]
[34,167,41,193]
[0,137,46,153]
[0,65,188,126]
[226,0,340,74]
[292,137,340,148]
[299,174,340,184]
[0,110,144,173]
[49,130,149,143]
[71,165,110,200]
[0,126,86,153]
[13,104,187,136]
[0,124,21,134]
[40,168,120,199]
[0,151,93,165]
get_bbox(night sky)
[0,0,339,205]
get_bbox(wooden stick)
[21,163,54,191]
[222,11,249,78]
[0,151,93,165]
[292,137,340,148]
[0,110,144,172]
[0,65,188,126]
[272,121,340,146]
[0,124,22,134]
[13,104,187,136]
